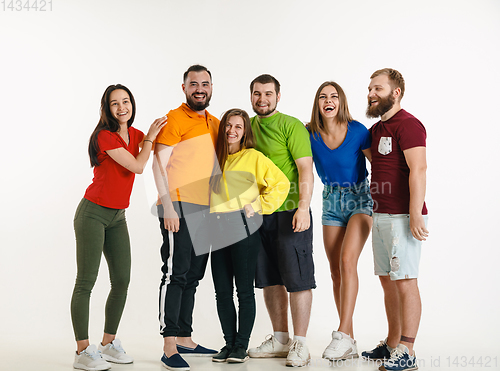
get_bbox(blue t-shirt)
[310,120,370,186]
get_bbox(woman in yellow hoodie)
[209,108,290,363]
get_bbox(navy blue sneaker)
[380,344,418,371]
[362,338,392,360]
[161,353,190,370]
[176,344,217,357]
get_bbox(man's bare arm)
[292,156,314,232]
[153,143,179,232]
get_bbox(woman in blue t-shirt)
[309,81,373,361]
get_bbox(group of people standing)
[70,65,428,371]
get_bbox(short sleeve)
[129,127,145,151]
[358,122,371,150]
[155,115,182,146]
[287,119,312,160]
[98,130,123,152]
[398,117,426,151]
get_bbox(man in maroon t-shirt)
[361,68,429,371]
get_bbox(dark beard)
[366,93,395,118]
[186,93,211,112]
[252,102,277,117]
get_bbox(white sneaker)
[286,340,310,367]
[98,339,133,364]
[73,344,111,371]
[322,331,359,360]
[248,334,291,358]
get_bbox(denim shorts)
[372,213,428,280]
[322,178,373,227]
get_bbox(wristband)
[144,139,153,144]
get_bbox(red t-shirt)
[370,109,428,215]
[84,127,144,209]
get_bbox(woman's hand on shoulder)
[145,116,168,141]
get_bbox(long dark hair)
[209,109,255,194]
[88,84,136,167]
[309,81,352,136]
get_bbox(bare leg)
[379,276,401,349]
[337,214,372,338]
[77,340,90,354]
[263,285,289,332]
[176,337,198,348]
[323,225,346,318]
[163,336,177,358]
[395,279,421,354]
[101,333,116,346]
[290,289,312,337]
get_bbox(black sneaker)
[227,346,249,363]
[361,338,391,360]
[212,345,233,363]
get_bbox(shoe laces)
[329,337,342,350]
[387,347,405,363]
[289,340,305,356]
[260,334,274,347]
[374,339,387,350]
[83,348,101,361]
[110,342,125,353]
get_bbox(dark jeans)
[158,202,210,337]
[210,211,261,349]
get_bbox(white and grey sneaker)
[322,331,359,360]
[248,334,291,358]
[286,340,310,367]
[98,339,133,364]
[73,344,111,371]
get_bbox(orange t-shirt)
[155,103,219,206]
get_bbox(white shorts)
[372,213,428,280]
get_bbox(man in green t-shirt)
[247,74,315,367]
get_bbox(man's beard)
[366,93,395,118]
[186,93,211,112]
[252,102,277,117]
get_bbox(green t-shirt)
[250,112,312,212]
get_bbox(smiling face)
[318,85,340,120]
[183,70,213,112]
[226,115,245,151]
[366,74,397,118]
[109,89,133,125]
[251,82,280,117]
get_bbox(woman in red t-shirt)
[71,84,166,371]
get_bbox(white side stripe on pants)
[159,229,174,333]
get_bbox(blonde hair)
[371,68,405,100]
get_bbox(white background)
[1,0,499,366]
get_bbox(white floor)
[4,340,498,371]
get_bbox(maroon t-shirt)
[370,109,427,215]
[84,127,144,209]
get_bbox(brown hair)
[209,109,255,194]
[309,81,353,135]
[88,84,136,167]
[370,68,405,100]
[250,74,280,94]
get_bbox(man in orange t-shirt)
[153,65,220,370]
